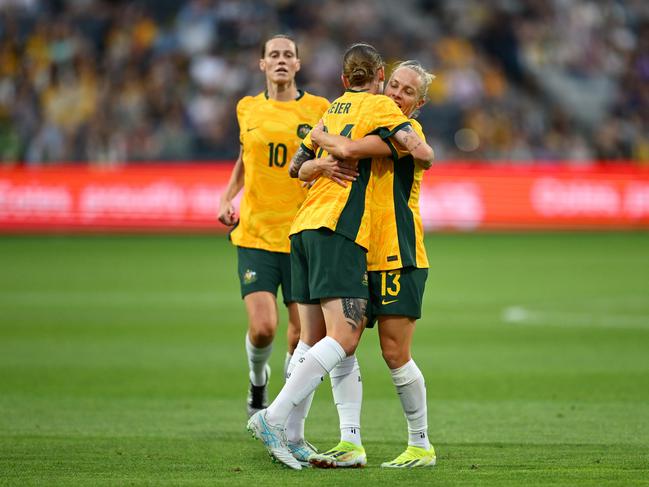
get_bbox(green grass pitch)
[1,233,648,486]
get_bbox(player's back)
[291,90,410,250]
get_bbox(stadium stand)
[0,0,647,164]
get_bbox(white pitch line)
[502,305,649,330]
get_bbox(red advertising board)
[1,163,648,232]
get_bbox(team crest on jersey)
[296,123,312,139]
[243,269,257,284]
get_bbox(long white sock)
[266,336,346,426]
[285,341,315,443]
[331,354,362,446]
[390,359,431,449]
[245,333,272,386]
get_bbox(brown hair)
[342,43,383,87]
[261,34,298,58]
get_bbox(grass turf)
[0,233,648,486]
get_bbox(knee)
[381,345,409,369]
[248,318,277,345]
[339,336,360,356]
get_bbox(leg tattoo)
[341,298,367,331]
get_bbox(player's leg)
[375,267,436,468]
[261,229,367,420]
[244,291,278,415]
[237,247,282,417]
[248,230,367,469]
[285,303,326,465]
[262,298,359,430]
[310,264,373,468]
[248,303,335,471]
[309,343,366,468]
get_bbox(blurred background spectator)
[0,0,647,165]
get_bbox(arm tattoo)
[397,125,423,152]
[341,298,367,331]
[289,147,312,178]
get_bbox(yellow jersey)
[289,90,411,250]
[367,119,429,271]
[231,90,330,253]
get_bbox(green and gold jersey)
[289,90,411,250]
[231,90,329,253]
[367,118,429,271]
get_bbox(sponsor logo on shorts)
[381,298,398,305]
[243,269,257,284]
[362,272,368,286]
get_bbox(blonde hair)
[342,43,384,87]
[392,60,435,102]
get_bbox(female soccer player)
[301,61,437,469]
[217,35,329,458]
[246,44,434,470]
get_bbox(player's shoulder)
[299,91,330,110]
[237,92,265,113]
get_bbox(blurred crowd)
[0,0,648,165]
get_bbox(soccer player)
[300,61,437,469]
[217,35,329,462]
[246,43,435,470]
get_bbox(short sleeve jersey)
[289,90,411,250]
[367,119,429,271]
[231,90,330,253]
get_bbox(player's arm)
[392,125,435,169]
[311,126,391,160]
[218,145,244,226]
[288,145,315,178]
[298,155,359,187]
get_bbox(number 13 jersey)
[231,90,330,253]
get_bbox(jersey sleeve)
[236,97,253,144]
[390,119,426,159]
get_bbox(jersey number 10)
[268,143,287,167]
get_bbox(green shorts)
[237,246,294,305]
[367,267,428,327]
[290,228,369,303]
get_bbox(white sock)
[245,333,272,386]
[390,359,431,450]
[331,354,362,446]
[285,341,314,443]
[284,352,292,380]
[266,336,346,426]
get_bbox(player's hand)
[311,120,325,144]
[218,200,238,226]
[320,155,359,188]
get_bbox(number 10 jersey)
[231,90,330,253]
